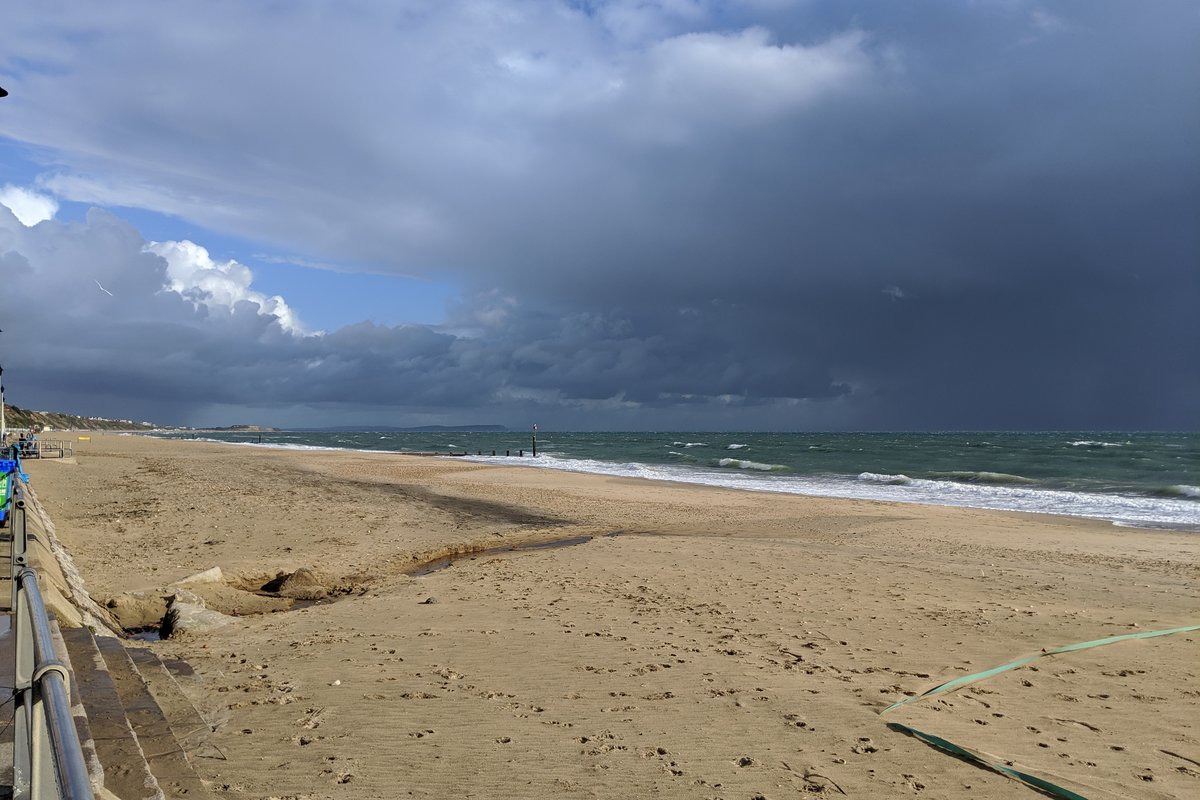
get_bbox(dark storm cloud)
[0,1,1196,428]
[0,203,852,426]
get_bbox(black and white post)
[532,423,538,458]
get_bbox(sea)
[145,431,1199,532]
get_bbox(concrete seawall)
[8,476,122,633]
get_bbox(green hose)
[881,623,1200,798]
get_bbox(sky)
[0,0,1197,431]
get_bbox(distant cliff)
[1,405,504,433]
[3,404,158,432]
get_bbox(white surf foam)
[858,472,913,485]
[461,453,1200,531]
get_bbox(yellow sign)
[77,436,91,441]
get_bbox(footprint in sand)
[298,708,325,730]
[783,713,813,732]
[851,737,879,754]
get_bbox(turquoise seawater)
[146,431,1199,531]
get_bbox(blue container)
[0,470,10,525]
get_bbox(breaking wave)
[1156,484,1200,500]
[726,443,749,450]
[927,470,1036,485]
[1070,440,1127,448]
[858,472,913,485]
[716,458,788,472]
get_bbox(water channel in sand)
[129,532,628,640]
[407,531,624,576]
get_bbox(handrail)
[15,569,94,799]
[7,464,95,800]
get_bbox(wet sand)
[24,433,1200,799]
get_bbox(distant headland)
[202,424,282,432]
[292,425,507,432]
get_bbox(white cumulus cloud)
[144,240,309,334]
[0,185,59,226]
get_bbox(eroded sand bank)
[24,434,1200,799]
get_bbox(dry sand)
[23,433,1200,799]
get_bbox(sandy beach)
[22,433,1200,799]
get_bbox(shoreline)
[133,431,1200,533]
[24,433,1200,799]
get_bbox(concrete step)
[124,648,219,762]
[93,636,213,800]
[51,620,105,793]
[61,628,165,800]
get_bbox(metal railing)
[2,441,74,460]
[31,441,74,460]
[7,464,94,800]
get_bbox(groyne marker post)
[532,423,538,458]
